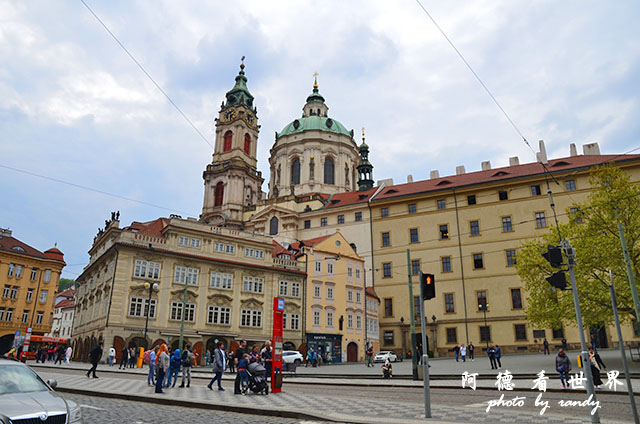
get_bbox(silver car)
[0,359,83,423]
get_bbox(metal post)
[418,272,431,418]
[481,304,489,351]
[143,283,153,346]
[617,223,640,325]
[178,281,188,351]
[608,271,639,424]
[406,249,418,380]
[564,240,600,423]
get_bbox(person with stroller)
[237,353,250,394]
[382,358,392,379]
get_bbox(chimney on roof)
[0,228,11,237]
[377,178,394,187]
[583,142,600,155]
[536,139,548,164]
[456,165,466,175]
[481,161,491,171]
[407,175,413,183]
[509,156,520,166]
[430,170,439,179]
[570,143,578,157]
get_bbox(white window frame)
[289,313,300,330]
[315,261,321,272]
[210,272,233,290]
[347,313,353,329]
[30,268,38,281]
[7,264,14,277]
[174,266,199,285]
[240,309,262,327]
[26,289,33,302]
[15,265,23,278]
[39,290,48,303]
[347,290,353,302]
[43,269,52,282]
[170,301,195,322]
[242,276,264,294]
[327,311,334,327]
[207,305,231,325]
[356,314,362,330]
[313,286,321,298]
[35,311,43,325]
[291,282,301,297]
[313,310,321,326]
[356,291,362,304]
[134,260,161,280]
[327,286,334,299]
[128,297,157,318]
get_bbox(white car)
[282,350,303,365]
[373,351,399,363]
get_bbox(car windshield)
[0,364,49,394]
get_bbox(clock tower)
[201,59,264,227]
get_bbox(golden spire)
[362,127,366,141]
[313,72,319,89]
[240,55,245,70]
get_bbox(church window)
[270,216,279,235]
[244,133,251,154]
[291,158,300,185]
[223,131,233,152]
[214,182,224,207]
[324,158,335,185]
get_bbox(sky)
[1,0,639,280]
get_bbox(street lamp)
[143,282,159,348]
[479,302,489,351]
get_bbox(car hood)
[0,390,69,419]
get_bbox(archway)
[347,342,358,362]
[129,336,146,349]
[283,341,296,351]
[193,341,203,366]
[113,336,125,363]
[152,338,166,349]
[0,334,14,355]
[170,339,180,351]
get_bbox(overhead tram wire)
[79,0,213,150]
[0,163,197,217]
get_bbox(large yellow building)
[72,215,305,362]
[0,228,66,354]
[369,145,640,356]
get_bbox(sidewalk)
[37,369,635,424]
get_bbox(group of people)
[452,342,476,362]
[108,346,138,369]
[205,339,273,394]
[150,344,197,393]
[556,347,606,389]
[305,347,329,367]
[35,344,72,364]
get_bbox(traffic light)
[421,273,436,300]
[542,245,563,268]
[546,270,568,290]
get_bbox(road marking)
[466,402,488,408]
[79,404,107,411]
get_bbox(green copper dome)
[276,115,354,140]
[223,60,254,109]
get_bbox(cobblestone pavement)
[40,370,635,423]
[65,393,309,423]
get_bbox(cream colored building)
[369,143,640,356]
[72,215,304,362]
[0,228,66,354]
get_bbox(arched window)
[214,182,224,207]
[244,133,251,155]
[324,157,335,185]
[291,158,300,185]
[269,216,279,235]
[223,131,233,152]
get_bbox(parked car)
[0,359,83,423]
[373,351,399,363]
[282,350,303,365]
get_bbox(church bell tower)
[201,58,264,227]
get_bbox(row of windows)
[6,264,53,282]
[381,249,517,280]
[222,130,252,155]
[178,236,201,249]
[0,307,43,324]
[312,285,362,303]
[443,324,560,345]
[382,288,523,318]
[289,156,338,186]
[303,211,364,229]
[312,309,362,330]
[378,180,577,218]
[278,281,301,297]
[2,286,48,302]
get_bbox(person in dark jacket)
[589,347,606,388]
[233,340,247,394]
[261,341,273,382]
[87,343,103,378]
[207,341,227,390]
[494,345,502,368]
[119,346,129,369]
[487,344,497,369]
[556,348,572,389]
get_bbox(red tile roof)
[271,240,292,258]
[57,288,76,298]
[365,286,380,300]
[55,298,75,309]
[0,235,63,261]
[323,188,377,209]
[372,154,640,201]
[123,218,170,237]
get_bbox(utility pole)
[418,272,431,418]
[564,240,600,424]
[406,249,418,380]
[616,222,640,324]
[178,281,188,351]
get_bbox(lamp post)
[143,282,159,348]
[479,302,489,351]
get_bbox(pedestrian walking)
[494,345,502,368]
[108,346,116,366]
[233,340,247,394]
[453,345,460,362]
[366,345,374,367]
[119,346,128,369]
[227,350,235,373]
[179,345,194,388]
[86,343,103,378]
[460,344,467,362]
[590,333,598,353]
[147,346,157,386]
[556,348,571,389]
[487,344,497,369]
[155,344,169,394]
[55,345,65,365]
[468,342,475,361]
[64,345,72,364]
[167,348,181,388]
[588,347,606,388]
[208,341,227,391]
[543,338,550,355]
[561,338,568,351]
[306,349,313,367]
[205,349,211,366]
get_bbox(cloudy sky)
[1,0,639,279]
